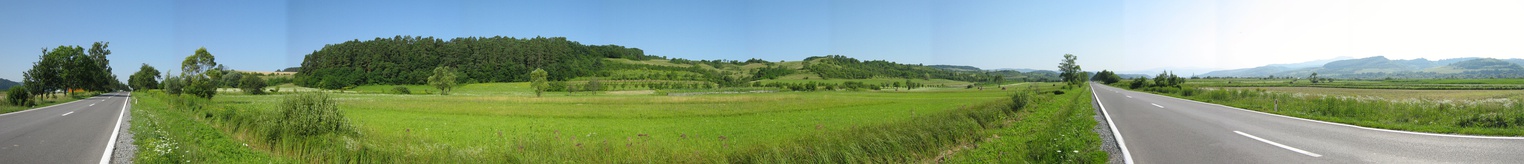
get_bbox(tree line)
[10,42,122,106]
[294,35,656,89]
[801,55,1003,83]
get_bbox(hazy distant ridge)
[1200,56,1524,78]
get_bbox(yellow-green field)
[129,82,1104,163]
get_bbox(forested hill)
[295,36,654,88]
[803,55,1005,83]
[296,36,1043,89]
[0,78,18,89]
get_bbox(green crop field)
[129,81,1102,163]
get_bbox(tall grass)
[130,91,292,163]
[944,85,1108,163]
[1133,86,1524,136]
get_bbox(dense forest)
[295,36,654,89]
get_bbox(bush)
[392,86,411,94]
[7,86,33,107]
[1010,92,1031,111]
[1457,113,1516,128]
[164,76,185,95]
[240,75,267,95]
[1052,90,1065,95]
[185,76,217,99]
[269,93,354,141]
[1180,87,1199,96]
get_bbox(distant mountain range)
[1200,56,1524,79]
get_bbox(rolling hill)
[0,78,18,89]
[1200,56,1524,79]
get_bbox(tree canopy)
[295,36,653,88]
[129,64,161,91]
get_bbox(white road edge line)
[0,95,96,117]
[100,93,129,164]
[1092,85,1134,164]
[1234,131,1322,157]
[1150,103,1163,108]
[1116,86,1524,140]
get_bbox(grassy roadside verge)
[943,84,1108,163]
[1,92,102,114]
[129,91,293,163]
[1110,84,1524,136]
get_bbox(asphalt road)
[1090,83,1524,164]
[0,92,129,164]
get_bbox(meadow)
[1117,79,1524,136]
[129,82,1107,162]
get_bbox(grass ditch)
[942,84,1108,163]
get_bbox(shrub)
[1010,92,1031,111]
[164,76,185,95]
[240,75,267,95]
[392,86,411,94]
[1456,113,1515,128]
[1052,90,1065,95]
[269,93,354,142]
[1180,87,1199,96]
[7,86,33,107]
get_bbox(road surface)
[1091,83,1524,163]
[0,92,130,164]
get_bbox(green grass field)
[129,82,1105,162]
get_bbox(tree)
[24,49,63,98]
[129,64,161,91]
[530,68,548,97]
[182,47,217,75]
[427,66,458,95]
[239,74,267,95]
[1091,70,1122,84]
[87,42,115,91]
[1308,72,1320,84]
[180,48,219,99]
[222,71,244,88]
[1058,54,1083,86]
[1129,77,1148,89]
[586,77,602,93]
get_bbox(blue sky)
[5,0,1524,81]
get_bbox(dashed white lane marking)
[1151,103,1163,108]
[1126,95,1132,98]
[1234,131,1322,157]
[62,111,74,116]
